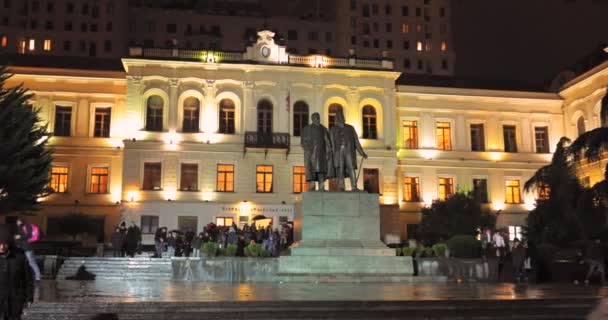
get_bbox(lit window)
[505,180,521,204]
[50,166,69,193]
[179,163,198,191]
[89,167,108,193]
[216,164,234,192]
[43,39,51,51]
[438,177,454,201]
[362,105,377,139]
[142,162,162,190]
[416,24,422,32]
[441,41,447,51]
[256,165,273,193]
[293,166,308,193]
[401,23,409,33]
[216,217,234,227]
[94,107,111,137]
[28,39,35,51]
[0,35,6,47]
[18,39,26,54]
[436,122,451,151]
[537,182,550,200]
[403,177,420,202]
[508,226,522,241]
[581,176,591,188]
[403,120,418,149]
[416,41,422,51]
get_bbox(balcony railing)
[244,131,290,149]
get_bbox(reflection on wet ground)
[35,280,608,303]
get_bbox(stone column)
[242,80,255,132]
[279,82,290,133]
[168,78,179,131]
[521,118,531,153]
[125,76,143,132]
[204,79,218,133]
[346,87,360,132]
[76,97,89,137]
[455,115,466,151]
[383,88,396,146]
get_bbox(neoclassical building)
[2,32,606,245]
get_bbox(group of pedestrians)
[480,228,532,282]
[110,222,142,258]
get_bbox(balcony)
[243,131,290,158]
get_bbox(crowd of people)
[109,222,142,258]
[150,222,294,258]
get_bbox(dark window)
[32,1,39,12]
[257,99,272,133]
[416,7,421,16]
[141,216,159,234]
[80,22,87,32]
[440,7,446,17]
[1,17,8,26]
[90,24,97,32]
[216,164,234,192]
[328,104,343,128]
[350,0,356,10]
[535,126,549,153]
[363,23,370,34]
[577,116,586,136]
[180,163,198,191]
[351,36,356,45]
[106,22,112,32]
[79,40,86,51]
[442,59,448,70]
[218,99,235,134]
[54,106,71,136]
[94,107,111,137]
[182,97,200,133]
[143,39,153,47]
[417,59,423,70]
[403,40,410,50]
[402,6,409,16]
[46,1,54,12]
[3,0,9,9]
[473,179,488,203]
[256,165,273,193]
[91,5,99,18]
[30,21,37,29]
[142,162,161,190]
[293,101,309,137]
[145,95,164,131]
[386,40,393,48]
[88,42,96,56]
[64,21,72,31]
[372,4,378,14]
[104,40,111,52]
[403,58,411,68]
[167,23,177,33]
[470,124,485,151]
[373,39,379,48]
[45,21,53,30]
[66,2,74,13]
[106,2,114,14]
[503,125,517,152]
[210,25,220,35]
[63,40,71,51]
[362,3,369,16]
[386,23,392,32]
[308,31,318,41]
[385,5,392,15]
[363,168,380,194]
[287,30,298,40]
[363,40,369,48]
[362,105,377,139]
[325,32,332,42]
[82,3,88,14]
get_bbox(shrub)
[432,243,448,257]
[225,244,238,257]
[402,247,415,256]
[414,245,426,257]
[244,243,264,257]
[395,247,402,256]
[447,235,481,258]
[201,242,218,257]
[423,247,435,258]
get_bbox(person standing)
[511,239,526,282]
[153,227,167,258]
[328,110,368,191]
[585,239,605,285]
[300,112,332,191]
[14,218,41,281]
[110,227,125,258]
[125,222,139,258]
[0,224,34,320]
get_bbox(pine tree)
[0,66,53,214]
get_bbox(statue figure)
[300,112,332,191]
[329,110,368,191]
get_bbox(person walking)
[0,224,34,320]
[110,227,125,258]
[191,233,202,258]
[511,239,526,282]
[14,218,41,281]
[585,239,605,285]
[153,227,167,258]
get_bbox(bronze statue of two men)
[301,110,368,192]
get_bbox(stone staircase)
[23,298,599,320]
[56,257,173,280]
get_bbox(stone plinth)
[279,192,413,281]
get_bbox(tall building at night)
[0,0,453,75]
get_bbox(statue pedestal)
[278,192,413,282]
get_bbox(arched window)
[601,94,608,127]
[577,116,586,137]
[293,101,309,136]
[362,105,377,139]
[182,97,200,133]
[257,99,273,133]
[145,95,164,132]
[328,103,343,128]
[218,99,235,134]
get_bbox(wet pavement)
[34,280,608,303]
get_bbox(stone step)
[56,257,176,280]
[22,299,598,320]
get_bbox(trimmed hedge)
[447,235,481,258]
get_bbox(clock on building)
[261,46,271,58]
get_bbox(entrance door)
[178,216,198,234]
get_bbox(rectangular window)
[402,6,409,16]
[42,39,51,51]
[216,217,234,227]
[28,38,35,51]
[403,177,420,202]
[363,168,380,194]
[416,41,422,51]
[104,40,111,52]
[292,166,308,193]
[89,167,108,193]
[64,21,72,31]
[141,215,159,234]
[503,125,517,152]
[505,179,521,204]
[535,126,549,153]
[473,178,488,203]
[180,163,198,191]
[54,106,71,136]
[0,35,6,47]
[537,182,551,200]
[18,39,26,54]
[50,166,68,193]
[403,58,411,69]
[308,31,318,41]
[438,177,454,201]
[256,165,273,193]
[142,162,162,190]
[216,164,234,192]
[93,107,111,137]
[402,23,409,33]
[287,30,298,40]
[403,120,418,149]
[441,40,447,51]
[167,23,177,33]
[470,124,485,151]
[508,226,522,241]
[436,122,452,151]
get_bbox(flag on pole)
[286,89,291,113]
